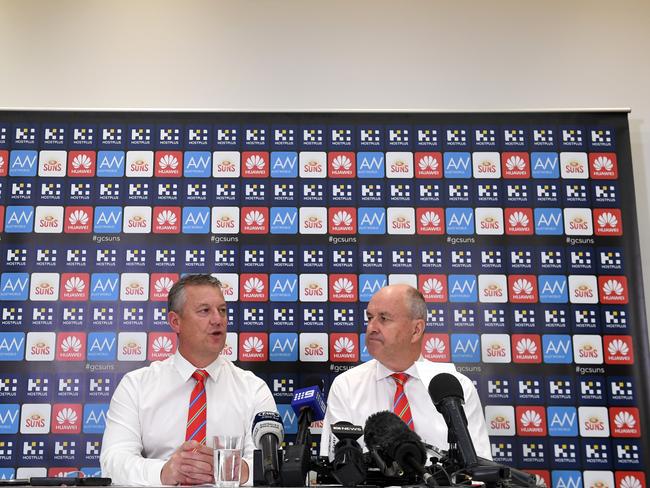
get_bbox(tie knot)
[192,369,209,382]
[391,372,409,386]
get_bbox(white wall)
[2,0,650,321]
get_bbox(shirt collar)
[173,350,225,383]
[375,359,421,381]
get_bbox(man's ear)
[411,318,425,342]
[168,310,181,334]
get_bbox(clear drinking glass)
[213,434,243,488]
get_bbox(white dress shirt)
[320,358,492,460]
[100,351,277,486]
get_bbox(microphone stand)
[281,408,313,486]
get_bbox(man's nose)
[210,309,225,324]
[366,317,377,332]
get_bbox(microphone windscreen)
[428,373,464,406]
[363,411,406,450]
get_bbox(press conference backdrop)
[0,110,647,488]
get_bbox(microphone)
[428,373,479,468]
[364,411,437,488]
[330,422,366,486]
[252,411,284,486]
[290,385,326,445]
[282,385,326,486]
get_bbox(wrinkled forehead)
[367,289,407,316]
[184,284,226,306]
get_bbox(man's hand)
[161,440,214,486]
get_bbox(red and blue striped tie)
[186,369,208,444]
[391,373,414,430]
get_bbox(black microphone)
[252,411,284,486]
[330,422,366,486]
[364,411,437,488]
[428,373,479,468]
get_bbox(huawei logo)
[333,337,355,353]
[64,277,85,293]
[154,277,174,294]
[245,210,265,226]
[520,410,542,427]
[152,336,174,353]
[332,211,353,227]
[246,154,265,170]
[68,210,89,225]
[56,408,78,425]
[243,336,264,353]
[72,154,92,169]
[158,154,179,169]
[332,278,353,294]
[424,337,445,354]
[332,155,352,170]
[61,336,82,353]
[157,210,177,226]
[244,277,265,293]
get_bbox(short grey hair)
[167,274,222,313]
[405,286,428,321]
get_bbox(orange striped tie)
[391,373,414,430]
[186,369,208,444]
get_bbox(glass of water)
[213,434,243,488]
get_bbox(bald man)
[320,284,491,459]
